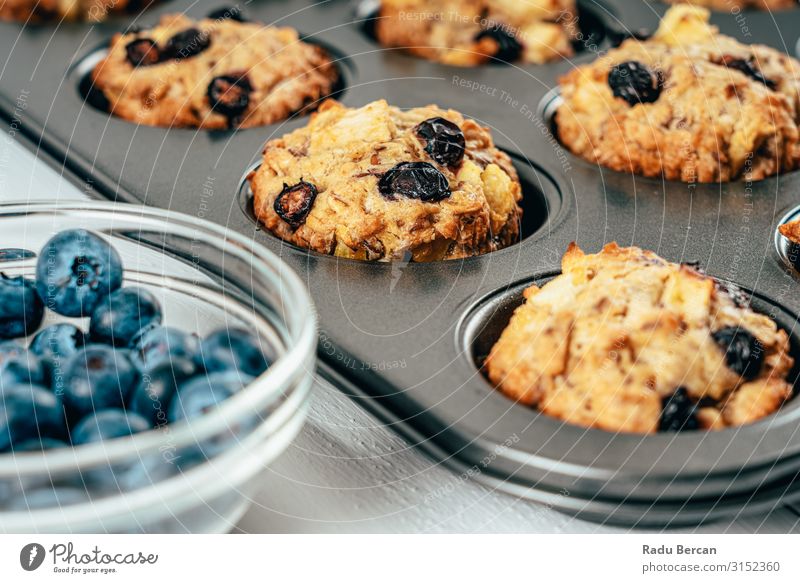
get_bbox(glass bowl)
[0,200,317,533]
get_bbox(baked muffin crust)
[486,243,794,434]
[0,0,157,22]
[375,0,577,66]
[248,99,523,261]
[556,5,800,182]
[91,13,338,129]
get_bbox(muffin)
[556,5,800,182]
[664,0,796,10]
[247,99,523,261]
[486,243,794,434]
[0,0,157,22]
[779,217,800,244]
[374,0,577,66]
[90,13,339,129]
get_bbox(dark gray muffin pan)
[2,0,800,528]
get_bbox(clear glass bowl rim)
[0,199,317,476]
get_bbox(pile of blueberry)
[0,228,270,460]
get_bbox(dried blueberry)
[712,327,764,380]
[608,61,662,106]
[720,55,776,90]
[207,74,252,119]
[415,117,465,167]
[163,28,211,60]
[474,26,522,63]
[207,6,246,22]
[274,180,318,229]
[378,162,451,203]
[659,387,699,432]
[125,38,160,67]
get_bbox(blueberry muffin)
[486,243,794,434]
[247,99,523,261]
[0,0,157,22]
[374,0,577,66]
[556,5,800,182]
[664,0,796,10]
[90,14,339,129]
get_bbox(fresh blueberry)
[129,357,197,427]
[169,371,250,423]
[169,372,253,458]
[0,340,26,363]
[0,274,44,339]
[29,324,86,362]
[129,325,200,370]
[89,287,163,347]
[12,437,68,451]
[71,409,151,445]
[199,328,269,377]
[6,486,89,510]
[62,346,139,421]
[35,229,123,318]
[70,409,150,490]
[167,371,249,435]
[0,349,50,389]
[0,384,66,452]
[120,454,180,491]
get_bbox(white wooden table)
[2,134,798,534]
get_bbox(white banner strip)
[1,534,799,582]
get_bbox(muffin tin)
[2,0,800,527]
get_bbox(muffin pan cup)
[2,0,800,527]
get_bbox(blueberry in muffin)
[90,13,339,129]
[0,0,159,22]
[247,99,523,261]
[556,5,800,182]
[374,0,578,66]
[485,243,794,434]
